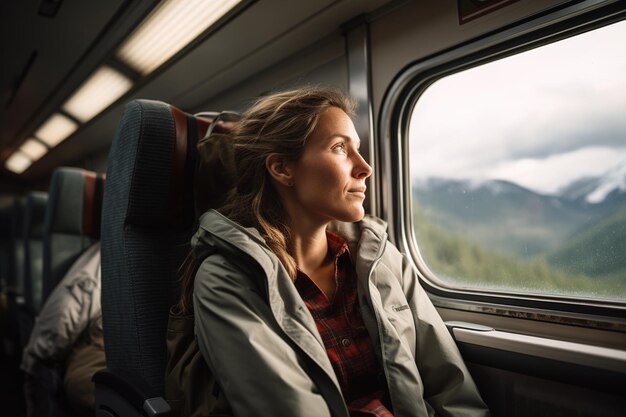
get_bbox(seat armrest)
[445,321,494,340]
[93,369,171,417]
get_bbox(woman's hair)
[177,87,355,313]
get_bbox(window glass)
[409,20,626,301]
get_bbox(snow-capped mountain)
[557,177,599,201]
[557,161,626,204]
[415,161,626,206]
[583,162,626,204]
[412,164,626,276]
[412,167,626,258]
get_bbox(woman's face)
[287,106,372,224]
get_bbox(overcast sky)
[409,19,626,195]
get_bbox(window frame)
[377,0,626,327]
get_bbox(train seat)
[3,198,27,360]
[43,167,105,303]
[19,167,106,417]
[9,198,27,303]
[20,192,48,345]
[95,99,213,417]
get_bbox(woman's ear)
[266,154,294,187]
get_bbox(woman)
[175,87,490,417]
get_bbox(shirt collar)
[295,230,351,286]
[326,230,350,260]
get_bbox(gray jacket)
[21,242,101,375]
[192,210,489,417]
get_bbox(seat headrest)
[24,192,48,239]
[106,99,211,231]
[45,167,106,239]
[11,197,27,240]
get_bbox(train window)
[408,20,626,301]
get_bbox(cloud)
[408,19,626,194]
[487,147,626,194]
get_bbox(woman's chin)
[339,207,365,223]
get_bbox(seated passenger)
[171,87,490,416]
[21,242,105,417]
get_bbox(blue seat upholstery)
[10,198,26,299]
[43,167,105,304]
[8,192,48,355]
[23,192,48,317]
[3,199,28,417]
[15,192,48,354]
[96,100,212,416]
[2,198,26,362]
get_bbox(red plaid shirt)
[295,231,393,417]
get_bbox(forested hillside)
[548,205,626,281]
[412,204,625,300]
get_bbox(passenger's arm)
[193,254,332,417]
[21,245,101,374]
[399,252,490,417]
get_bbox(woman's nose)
[353,152,372,179]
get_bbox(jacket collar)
[194,209,275,276]
[193,210,389,278]
[329,216,388,283]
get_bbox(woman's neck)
[290,221,337,300]
[290,223,329,274]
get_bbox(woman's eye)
[333,142,347,153]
